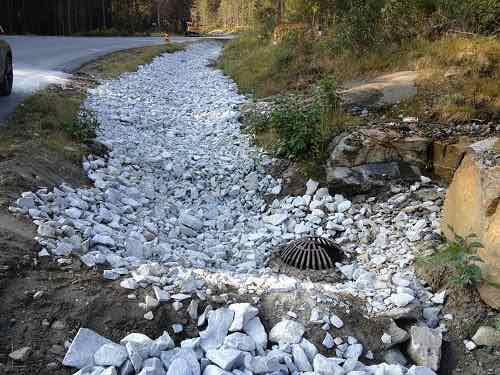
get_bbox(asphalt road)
[0,35,229,123]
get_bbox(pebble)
[322,333,335,349]
[9,347,32,362]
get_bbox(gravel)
[11,42,451,374]
[61,304,438,375]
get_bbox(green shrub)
[423,228,484,287]
[69,110,99,141]
[255,77,346,161]
[267,99,322,159]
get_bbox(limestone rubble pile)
[62,304,438,375]
[10,42,450,316]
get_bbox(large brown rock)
[441,137,500,308]
[432,137,472,182]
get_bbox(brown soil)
[417,263,500,375]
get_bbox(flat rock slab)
[63,328,113,369]
[340,71,417,108]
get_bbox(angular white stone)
[229,303,259,332]
[93,343,128,367]
[292,344,312,372]
[200,308,235,351]
[206,348,243,371]
[313,354,344,375]
[305,180,320,196]
[243,317,268,350]
[224,333,256,352]
[269,320,305,345]
[63,328,112,369]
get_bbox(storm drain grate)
[280,237,343,270]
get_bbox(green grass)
[222,32,500,123]
[81,43,185,80]
[1,43,184,161]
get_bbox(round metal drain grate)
[280,237,343,270]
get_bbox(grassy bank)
[80,43,184,79]
[221,33,500,123]
[0,43,184,207]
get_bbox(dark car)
[0,26,13,96]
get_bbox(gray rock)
[305,179,319,196]
[153,286,170,303]
[166,358,192,375]
[206,348,243,371]
[292,344,312,372]
[407,366,437,375]
[408,326,442,371]
[229,303,259,332]
[263,213,288,226]
[63,328,112,369]
[199,308,234,351]
[92,234,116,247]
[203,365,231,375]
[224,333,256,352]
[125,342,144,372]
[313,354,344,375]
[187,299,200,321]
[269,320,305,345]
[345,344,363,360]
[471,326,500,347]
[243,317,268,350]
[170,348,200,375]
[384,320,409,348]
[299,338,318,361]
[94,343,128,367]
[384,349,408,366]
[119,360,135,375]
[322,333,335,349]
[179,212,203,232]
[120,333,153,358]
[9,346,32,362]
[330,314,344,329]
[101,367,117,375]
[73,366,106,375]
[140,358,166,375]
[150,332,175,357]
[422,307,441,323]
[388,293,415,307]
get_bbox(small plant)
[266,98,322,159]
[66,110,99,141]
[437,227,484,287]
[318,75,340,115]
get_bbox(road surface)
[0,35,230,123]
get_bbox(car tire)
[0,54,13,97]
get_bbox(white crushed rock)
[12,42,446,318]
[62,305,437,375]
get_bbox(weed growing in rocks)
[423,228,484,287]
[70,110,99,141]
[251,77,357,162]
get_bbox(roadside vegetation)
[80,43,184,79]
[2,43,185,157]
[0,43,184,206]
[216,0,500,164]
